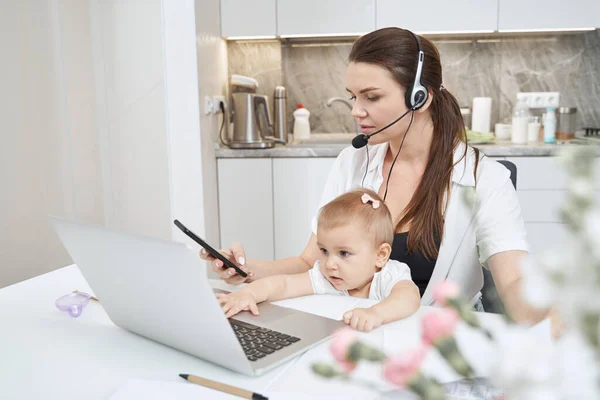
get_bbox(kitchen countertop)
[215,134,594,158]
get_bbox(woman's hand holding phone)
[199,241,254,285]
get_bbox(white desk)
[0,265,506,400]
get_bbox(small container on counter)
[472,97,492,133]
[527,116,541,143]
[293,104,311,140]
[543,107,557,144]
[511,98,530,144]
[556,107,577,141]
[273,86,288,144]
[460,107,472,130]
[495,123,512,140]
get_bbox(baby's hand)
[342,307,384,332]
[215,289,259,318]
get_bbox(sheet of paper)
[109,379,341,400]
[109,379,239,400]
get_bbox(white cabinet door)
[525,222,569,254]
[377,0,498,33]
[221,0,276,38]
[277,0,375,37]
[507,156,600,190]
[273,158,336,259]
[506,157,568,190]
[217,159,275,261]
[498,0,600,31]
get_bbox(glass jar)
[556,107,577,140]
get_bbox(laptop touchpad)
[233,303,296,325]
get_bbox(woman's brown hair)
[349,27,474,260]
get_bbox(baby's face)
[316,222,381,293]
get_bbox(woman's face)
[346,61,412,145]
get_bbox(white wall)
[0,0,226,288]
[90,0,226,251]
[89,0,227,264]
[163,0,225,249]
[0,0,103,288]
[194,0,229,251]
[90,0,172,240]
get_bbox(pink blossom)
[422,308,459,346]
[339,359,357,373]
[383,347,427,387]
[329,328,357,364]
[433,280,460,306]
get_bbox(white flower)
[462,187,476,209]
[555,332,600,399]
[521,254,558,309]
[490,326,559,400]
[568,177,595,203]
[582,209,600,260]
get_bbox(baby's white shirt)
[308,260,413,300]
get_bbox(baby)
[216,188,420,332]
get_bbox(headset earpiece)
[405,32,428,111]
[412,89,427,110]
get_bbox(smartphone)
[173,219,248,278]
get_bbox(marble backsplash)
[228,30,600,134]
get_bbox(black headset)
[405,31,428,111]
[352,30,429,150]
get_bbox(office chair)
[480,160,517,314]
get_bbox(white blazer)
[311,141,529,305]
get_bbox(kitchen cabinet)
[216,155,597,263]
[220,0,599,39]
[220,0,276,38]
[217,158,275,260]
[376,0,498,34]
[276,0,375,37]
[524,223,569,255]
[273,158,336,259]
[498,0,600,31]
[217,157,335,261]
[507,156,600,255]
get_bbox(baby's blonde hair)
[317,188,394,247]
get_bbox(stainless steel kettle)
[227,93,275,149]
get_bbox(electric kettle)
[227,93,275,149]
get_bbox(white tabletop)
[0,265,508,400]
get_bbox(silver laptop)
[50,217,345,376]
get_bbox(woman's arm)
[488,250,549,324]
[204,234,321,285]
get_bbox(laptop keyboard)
[230,319,301,362]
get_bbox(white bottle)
[543,107,556,144]
[511,98,530,144]
[293,104,311,140]
[527,116,541,143]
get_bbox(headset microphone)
[351,95,423,149]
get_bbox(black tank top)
[389,232,440,297]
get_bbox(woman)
[204,27,548,324]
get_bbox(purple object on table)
[55,292,91,317]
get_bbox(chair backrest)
[481,159,518,314]
[496,160,517,189]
